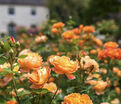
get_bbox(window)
[8,7,15,15]
[31,24,36,28]
[8,23,16,37]
[31,9,36,16]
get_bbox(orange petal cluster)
[62,93,93,104]
[83,26,95,34]
[87,80,108,95]
[18,52,42,72]
[98,42,121,60]
[43,82,61,94]
[80,56,99,72]
[48,55,78,80]
[62,30,74,39]
[51,22,65,34]
[72,28,81,35]
[28,67,51,89]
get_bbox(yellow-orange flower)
[52,22,65,28]
[104,41,118,49]
[80,56,99,72]
[72,28,81,35]
[43,82,61,94]
[18,52,42,72]
[90,50,97,55]
[35,35,47,43]
[51,28,61,34]
[28,67,51,89]
[6,100,17,104]
[79,24,84,31]
[50,56,78,80]
[83,26,95,34]
[115,87,120,95]
[62,93,93,104]
[87,80,108,95]
[62,30,74,39]
[93,38,103,46]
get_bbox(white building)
[0,0,49,37]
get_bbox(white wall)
[0,4,49,33]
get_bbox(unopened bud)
[9,49,14,56]
[0,41,4,48]
[16,41,20,48]
[10,36,15,44]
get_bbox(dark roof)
[0,0,45,6]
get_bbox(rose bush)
[0,20,121,104]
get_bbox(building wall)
[0,4,49,33]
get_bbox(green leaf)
[18,91,31,97]
[66,87,75,94]
[0,57,7,65]
[33,89,49,94]
[0,69,12,76]
[18,55,28,58]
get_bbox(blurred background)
[0,0,121,40]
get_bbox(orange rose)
[79,24,84,31]
[28,67,51,89]
[80,56,99,72]
[87,80,108,95]
[62,30,74,39]
[115,87,120,95]
[90,49,97,55]
[62,93,93,104]
[6,100,17,104]
[72,28,81,35]
[52,22,65,28]
[104,41,118,49]
[83,26,95,34]
[50,56,78,80]
[43,82,61,94]
[51,28,61,34]
[18,52,42,72]
[93,38,103,46]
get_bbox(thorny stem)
[10,57,20,104]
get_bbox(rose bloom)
[80,56,99,72]
[115,87,120,95]
[43,82,61,94]
[18,52,42,72]
[62,93,93,104]
[104,41,118,49]
[7,100,17,104]
[50,56,79,80]
[79,24,84,31]
[72,28,81,35]
[62,30,74,39]
[35,35,47,43]
[51,28,61,34]
[83,26,95,34]
[52,22,65,28]
[93,38,103,46]
[28,67,51,89]
[87,80,108,95]
[111,98,120,104]
[90,49,97,55]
